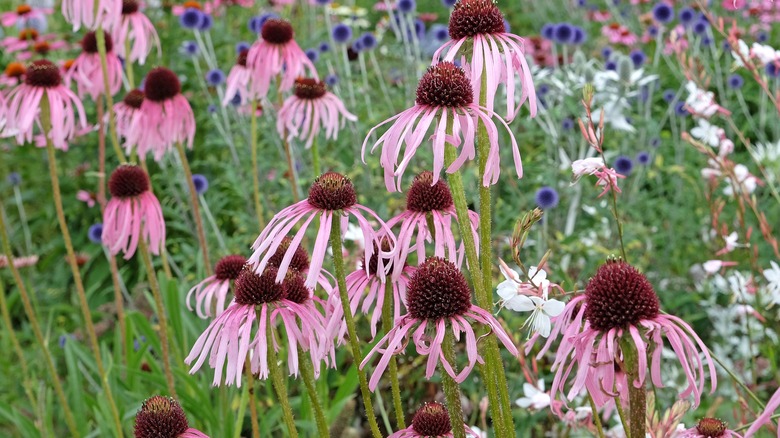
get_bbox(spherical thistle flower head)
[133,396,207,438]
[246,18,317,99]
[678,418,742,438]
[554,22,574,44]
[613,155,634,176]
[601,46,612,59]
[651,2,674,24]
[360,32,377,50]
[181,40,199,56]
[5,59,87,150]
[397,0,415,13]
[250,172,391,288]
[187,254,246,318]
[127,67,195,161]
[435,0,537,121]
[727,74,744,90]
[305,48,319,62]
[179,7,204,29]
[679,6,695,25]
[536,260,717,415]
[325,73,339,87]
[535,186,559,209]
[277,78,357,149]
[235,41,250,53]
[319,42,331,52]
[662,88,676,102]
[571,27,586,45]
[7,172,22,186]
[198,13,213,31]
[192,174,208,194]
[674,101,689,117]
[205,68,224,86]
[332,23,352,44]
[363,61,521,191]
[88,223,104,244]
[430,24,450,42]
[541,24,555,40]
[636,151,651,166]
[757,31,768,43]
[362,256,517,390]
[68,30,123,100]
[103,165,165,259]
[766,62,780,79]
[692,19,708,35]
[629,49,646,67]
[186,264,329,385]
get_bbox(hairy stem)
[246,360,260,438]
[265,310,299,438]
[250,100,266,230]
[299,346,330,437]
[175,141,212,275]
[382,280,405,428]
[441,329,467,438]
[95,25,126,163]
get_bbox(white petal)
[542,299,566,317]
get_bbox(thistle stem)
[265,310,299,438]
[175,141,212,275]
[298,346,330,437]
[42,98,123,437]
[138,237,178,399]
[382,280,405,428]
[441,329,467,438]
[95,25,126,163]
[330,218,382,438]
[250,100,266,230]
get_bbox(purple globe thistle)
[325,73,339,87]
[601,46,612,59]
[198,13,213,31]
[205,68,225,86]
[332,23,352,44]
[614,155,634,175]
[554,22,575,44]
[442,0,457,6]
[397,0,416,13]
[430,24,449,42]
[651,2,674,24]
[572,27,586,45]
[605,60,617,71]
[7,172,21,186]
[179,8,203,29]
[537,83,550,95]
[629,49,646,68]
[319,42,330,52]
[192,174,209,195]
[757,31,768,43]
[662,88,676,102]
[692,18,708,35]
[360,32,377,51]
[181,40,199,56]
[235,41,250,53]
[535,186,559,209]
[352,39,364,52]
[637,151,651,166]
[648,25,659,37]
[561,117,574,131]
[541,23,555,40]
[88,223,103,244]
[248,13,278,34]
[727,74,744,89]
[305,48,319,62]
[674,101,688,116]
[679,7,695,25]
[766,62,780,79]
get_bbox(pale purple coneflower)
[246,18,317,99]
[187,255,246,319]
[66,31,123,100]
[679,418,743,438]
[1,62,26,88]
[362,61,519,191]
[386,171,479,275]
[249,172,393,289]
[129,67,196,161]
[62,0,121,31]
[102,165,166,259]
[113,0,161,65]
[433,0,537,121]
[0,4,52,28]
[361,257,518,391]
[5,59,87,150]
[133,396,209,438]
[222,49,250,106]
[533,260,716,415]
[277,78,356,149]
[115,89,144,152]
[389,402,482,438]
[185,265,327,386]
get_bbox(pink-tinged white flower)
[246,18,317,99]
[691,119,725,147]
[102,165,166,259]
[764,261,780,306]
[277,78,356,149]
[678,418,743,438]
[113,0,160,65]
[388,402,482,438]
[62,0,121,31]
[361,257,518,390]
[128,67,196,161]
[114,89,144,151]
[185,266,327,386]
[0,255,39,269]
[0,4,52,27]
[571,158,625,197]
[432,0,536,121]
[76,190,97,208]
[750,42,780,65]
[702,259,737,275]
[65,31,123,101]
[534,260,716,415]
[744,386,780,438]
[386,171,479,275]
[684,81,730,118]
[515,380,551,410]
[571,157,605,179]
[187,255,246,318]
[594,166,625,198]
[249,172,393,289]
[133,395,210,438]
[723,164,759,196]
[716,231,741,255]
[497,260,565,338]
[222,49,251,105]
[363,62,520,191]
[5,60,87,150]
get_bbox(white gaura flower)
[691,119,724,147]
[731,39,750,67]
[751,42,780,65]
[571,157,605,179]
[496,259,565,338]
[515,380,551,409]
[764,261,780,306]
[723,164,758,196]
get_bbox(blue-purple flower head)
[206,68,225,86]
[629,49,646,68]
[541,23,555,40]
[325,73,339,87]
[605,60,617,71]
[601,46,612,59]
[88,223,103,244]
[637,151,651,166]
[397,0,415,13]
[249,13,278,34]
[230,92,242,106]
[319,42,331,52]
[728,74,744,89]
[236,41,250,53]
[315,0,332,4]
[535,186,559,209]
[554,22,575,44]
[442,0,457,6]
[692,18,708,35]
[757,31,768,43]
[430,24,449,42]
[180,8,204,29]
[614,155,634,175]
[199,13,213,31]
[562,117,574,131]
[537,83,550,96]
[332,23,352,44]
[766,62,780,79]
[181,40,199,56]
[360,32,377,51]
[7,172,21,186]
[648,25,658,37]
[662,88,676,102]
[679,7,695,25]
[352,39,364,52]
[192,174,209,195]
[305,48,319,62]
[652,2,674,24]
[503,19,511,33]
[572,27,586,45]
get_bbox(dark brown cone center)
[144,67,181,102]
[415,62,473,108]
[411,402,452,436]
[406,257,471,320]
[448,0,506,40]
[293,78,327,100]
[406,171,454,212]
[214,255,246,281]
[307,172,357,211]
[25,60,61,88]
[108,165,150,199]
[261,19,294,45]
[233,267,285,305]
[583,260,660,332]
[133,396,189,438]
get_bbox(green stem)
[124,38,135,89]
[587,392,606,438]
[43,99,124,437]
[138,238,178,399]
[175,141,212,275]
[95,25,126,163]
[250,100,266,231]
[382,281,405,429]
[299,346,330,437]
[246,360,260,438]
[443,144,506,437]
[311,136,321,177]
[265,309,299,438]
[441,329,467,438]
[621,340,646,438]
[329,218,382,438]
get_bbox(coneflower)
[389,402,482,438]
[66,31,123,100]
[679,418,742,438]
[187,255,246,318]
[61,0,121,31]
[113,0,161,65]
[133,396,208,438]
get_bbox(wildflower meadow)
[2,0,780,436]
